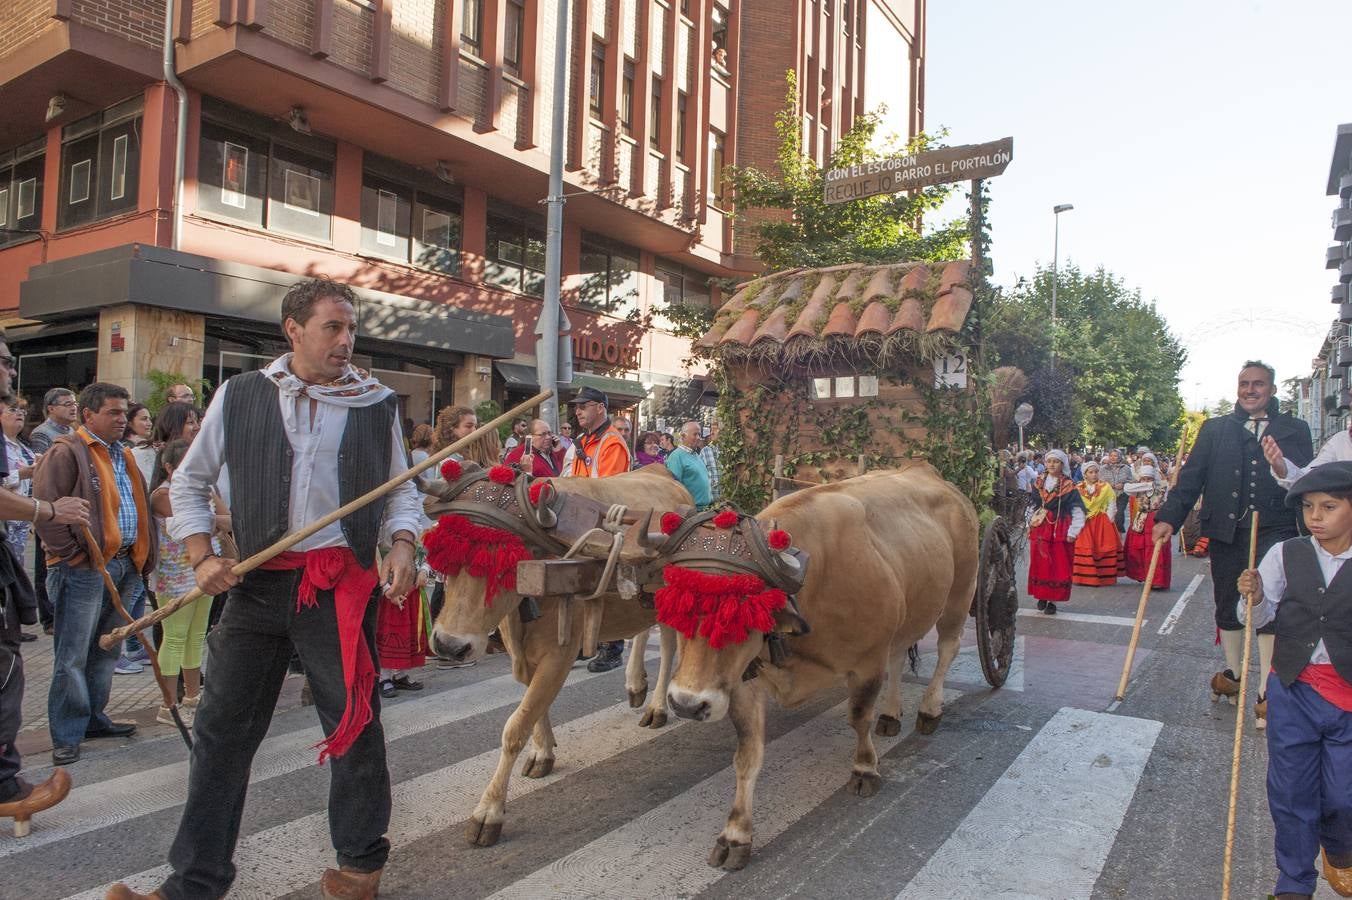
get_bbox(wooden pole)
[1113,538,1165,702]
[772,453,784,500]
[1220,512,1261,900]
[100,389,555,649]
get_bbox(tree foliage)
[984,264,1187,449]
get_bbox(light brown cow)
[427,465,692,847]
[660,464,979,870]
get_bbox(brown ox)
[427,465,692,847]
[660,465,979,870]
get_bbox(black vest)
[1272,538,1352,687]
[223,370,397,570]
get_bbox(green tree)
[985,264,1187,448]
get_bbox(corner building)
[0,0,925,428]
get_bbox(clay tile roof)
[704,258,973,354]
[856,301,892,336]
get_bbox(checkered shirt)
[700,443,721,502]
[90,432,139,549]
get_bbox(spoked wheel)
[974,515,1020,688]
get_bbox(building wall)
[0,0,53,60]
[71,0,166,50]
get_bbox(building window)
[579,233,640,314]
[361,174,412,258]
[414,197,463,274]
[655,259,711,311]
[359,160,463,274]
[621,59,635,137]
[486,204,546,297]
[589,41,606,119]
[57,96,142,231]
[0,139,44,248]
[650,77,662,149]
[462,0,483,55]
[711,4,729,70]
[197,100,336,242]
[676,91,688,162]
[504,0,525,75]
[708,129,728,207]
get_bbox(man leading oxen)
[653,463,979,870]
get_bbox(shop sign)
[110,322,125,353]
[824,137,1014,205]
[571,334,640,368]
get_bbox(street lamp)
[1051,203,1074,366]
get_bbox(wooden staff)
[82,526,194,748]
[1220,512,1261,900]
[1113,538,1166,703]
[100,389,554,649]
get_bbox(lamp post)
[1051,203,1074,366]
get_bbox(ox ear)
[772,604,810,637]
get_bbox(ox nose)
[668,692,711,721]
[431,632,473,662]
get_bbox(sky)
[921,0,1348,412]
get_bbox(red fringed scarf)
[262,548,379,764]
[654,564,788,649]
[423,513,533,606]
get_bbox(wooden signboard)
[823,137,1014,205]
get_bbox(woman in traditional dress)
[1027,449,1085,615]
[1123,454,1172,589]
[378,556,431,697]
[1072,460,1123,586]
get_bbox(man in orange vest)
[561,387,631,671]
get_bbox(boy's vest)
[1273,537,1352,687]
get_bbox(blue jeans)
[46,557,141,747]
[122,579,147,656]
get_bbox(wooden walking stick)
[82,527,194,749]
[1220,511,1261,900]
[100,389,555,649]
[1111,537,1166,707]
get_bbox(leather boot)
[0,768,71,837]
[1210,669,1240,702]
[1255,694,1267,730]
[1324,847,1352,897]
[103,885,166,900]
[321,866,383,899]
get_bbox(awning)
[495,362,649,403]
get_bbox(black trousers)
[161,569,391,900]
[1210,523,1294,631]
[0,638,23,802]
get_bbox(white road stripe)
[487,684,957,900]
[11,652,656,860]
[1018,608,1141,627]
[914,637,1025,692]
[66,700,684,900]
[896,707,1162,899]
[1158,573,1206,635]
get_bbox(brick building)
[0,0,926,430]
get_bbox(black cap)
[1286,461,1352,506]
[568,386,609,406]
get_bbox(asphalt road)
[3,548,1341,899]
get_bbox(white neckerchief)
[263,353,392,408]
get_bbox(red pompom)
[440,459,462,481]
[528,480,549,505]
[660,512,684,535]
[488,465,515,485]
[712,510,739,529]
[767,529,792,551]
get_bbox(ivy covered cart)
[695,258,1020,687]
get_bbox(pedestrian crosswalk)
[0,637,1290,899]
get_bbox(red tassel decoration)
[440,459,463,481]
[712,510,739,529]
[660,512,684,535]
[424,514,534,605]
[489,464,515,485]
[529,480,549,505]
[767,529,792,551]
[654,565,788,649]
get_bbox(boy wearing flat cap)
[1238,461,1352,900]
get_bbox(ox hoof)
[707,836,752,871]
[915,710,942,735]
[522,754,555,778]
[465,816,503,847]
[847,770,881,798]
[627,687,648,708]
[638,709,668,729]
[875,714,902,737]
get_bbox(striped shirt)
[89,431,138,549]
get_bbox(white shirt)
[1240,536,1352,665]
[169,377,423,550]
[1274,429,1352,488]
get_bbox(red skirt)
[1124,512,1171,590]
[376,587,429,670]
[1072,514,1123,586]
[1028,517,1074,602]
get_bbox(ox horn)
[533,482,558,529]
[630,509,667,557]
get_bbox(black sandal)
[392,675,424,692]
[379,678,396,698]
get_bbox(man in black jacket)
[1154,361,1313,713]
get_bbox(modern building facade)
[0,0,926,429]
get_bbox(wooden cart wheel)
[974,515,1019,688]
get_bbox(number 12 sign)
[933,354,968,388]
